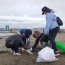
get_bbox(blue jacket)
[20,29,32,38]
[44,12,59,35]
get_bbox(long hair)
[42,6,51,15]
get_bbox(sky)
[0,0,65,29]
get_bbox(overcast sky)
[0,0,65,29]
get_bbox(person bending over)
[30,31,49,51]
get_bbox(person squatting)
[5,29,33,56]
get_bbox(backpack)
[57,17,63,26]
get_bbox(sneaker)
[55,53,60,56]
[27,49,33,55]
[13,52,21,56]
[55,51,60,56]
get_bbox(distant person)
[41,6,60,56]
[5,34,33,56]
[20,29,32,47]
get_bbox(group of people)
[5,6,60,56]
[5,29,33,55]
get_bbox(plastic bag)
[36,47,58,62]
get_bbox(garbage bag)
[36,47,58,62]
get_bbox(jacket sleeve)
[44,14,53,35]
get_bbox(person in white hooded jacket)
[42,6,60,56]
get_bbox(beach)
[0,32,65,65]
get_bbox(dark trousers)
[40,35,49,46]
[48,27,59,52]
[11,40,19,53]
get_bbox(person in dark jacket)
[20,29,32,46]
[5,34,33,56]
[30,31,49,51]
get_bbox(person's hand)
[26,49,33,55]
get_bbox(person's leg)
[49,34,60,56]
[12,39,22,55]
[5,40,15,52]
[40,35,49,47]
[49,36,57,51]
[13,39,20,53]
[5,40,14,48]
[49,27,60,53]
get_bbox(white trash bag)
[36,47,58,62]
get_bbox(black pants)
[48,27,59,52]
[32,35,48,50]
[6,39,20,53]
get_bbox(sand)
[0,33,65,65]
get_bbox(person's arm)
[20,37,33,54]
[19,37,27,50]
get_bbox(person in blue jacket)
[41,6,60,56]
[20,29,32,46]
